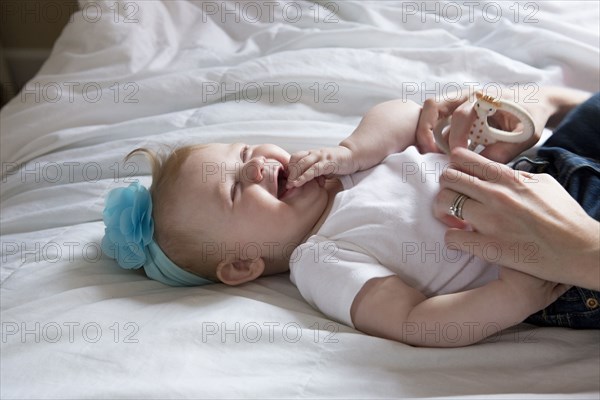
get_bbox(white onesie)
[289,146,499,327]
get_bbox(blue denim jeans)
[515,92,600,329]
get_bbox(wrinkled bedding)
[1,1,599,398]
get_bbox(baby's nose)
[243,156,265,183]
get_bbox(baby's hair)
[126,144,219,281]
[125,145,191,193]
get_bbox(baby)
[102,99,568,347]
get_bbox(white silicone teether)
[433,91,535,154]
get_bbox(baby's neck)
[300,178,344,243]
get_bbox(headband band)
[101,181,213,287]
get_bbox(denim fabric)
[520,92,600,329]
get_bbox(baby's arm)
[351,268,569,347]
[287,100,422,187]
[339,99,422,171]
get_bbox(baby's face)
[177,143,329,266]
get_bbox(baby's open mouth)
[277,167,288,199]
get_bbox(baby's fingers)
[551,283,571,301]
[287,159,335,188]
[286,160,319,188]
[288,150,309,168]
[287,152,318,184]
[416,99,441,154]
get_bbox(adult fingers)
[444,147,535,186]
[443,229,510,265]
[438,164,489,205]
[447,101,477,152]
[478,132,540,164]
[478,142,526,164]
[433,187,487,228]
[438,165,536,226]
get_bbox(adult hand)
[286,145,357,188]
[433,148,600,290]
[416,91,554,163]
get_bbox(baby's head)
[126,142,331,286]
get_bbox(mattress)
[1,1,599,398]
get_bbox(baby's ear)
[216,258,265,286]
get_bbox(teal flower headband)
[101,181,213,287]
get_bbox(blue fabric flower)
[101,181,154,269]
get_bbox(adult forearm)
[540,86,593,128]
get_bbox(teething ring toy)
[433,91,535,154]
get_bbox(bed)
[1,1,599,398]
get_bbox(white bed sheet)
[1,1,599,398]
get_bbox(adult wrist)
[543,87,592,128]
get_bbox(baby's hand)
[417,93,548,163]
[499,266,570,315]
[286,145,357,188]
